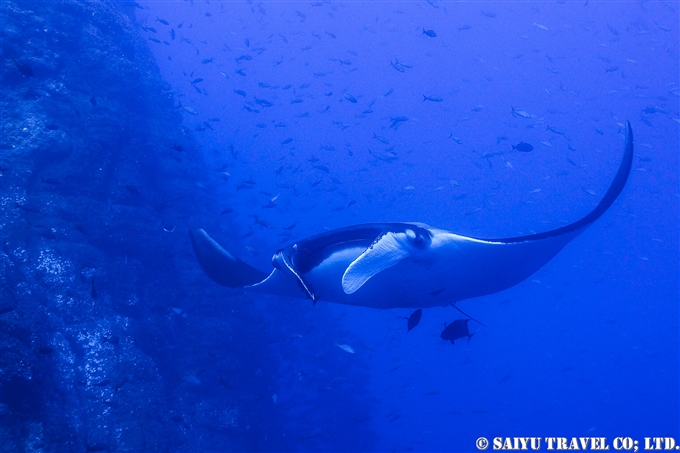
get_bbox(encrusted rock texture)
[1,1,285,451]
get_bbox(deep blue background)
[134,1,678,450]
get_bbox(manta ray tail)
[450,302,487,327]
[189,229,268,287]
[497,121,634,243]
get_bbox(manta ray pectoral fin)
[342,231,411,294]
[189,229,268,287]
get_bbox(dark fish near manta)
[406,308,422,332]
[440,319,474,344]
[189,123,633,311]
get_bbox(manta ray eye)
[407,229,427,248]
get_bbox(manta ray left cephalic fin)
[342,229,424,294]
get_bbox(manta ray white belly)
[189,122,633,309]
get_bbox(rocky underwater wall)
[1,1,287,450]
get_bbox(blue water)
[134,1,679,450]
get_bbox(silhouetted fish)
[441,319,474,344]
[29,223,55,239]
[13,59,34,77]
[422,28,437,37]
[512,142,534,152]
[406,308,422,332]
[343,93,358,103]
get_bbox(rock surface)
[1,1,286,450]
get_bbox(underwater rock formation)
[1,1,285,450]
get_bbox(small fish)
[262,194,279,209]
[201,58,213,64]
[655,22,672,32]
[546,125,565,136]
[605,66,620,73]
[458,25,472,31]
[422,28,437,38]
[406,308,422,332]
[389,116,408,129]
[481,10,496,18]
[533,22,549,31]
[250,214,275,229]
[422,95,443,102]
[156,17,169,25]
[343,93,358,103]
[373,133,389,144]
[12,58,34,77]
[254,97,274,107]
[335,342,355,354]
[390,59,406,72]
[511,107,531,118]
[281,138,293,145]
[179,102,198,115]
[30,224,55,239]
[90,277,98,299]
[512,142,533,152]
[234,89,246,97]
[448,134,463,144]
[581,187,598,196]
[191,78,204,84]
[313,164,330,173]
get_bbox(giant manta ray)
[190,122,633,310]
